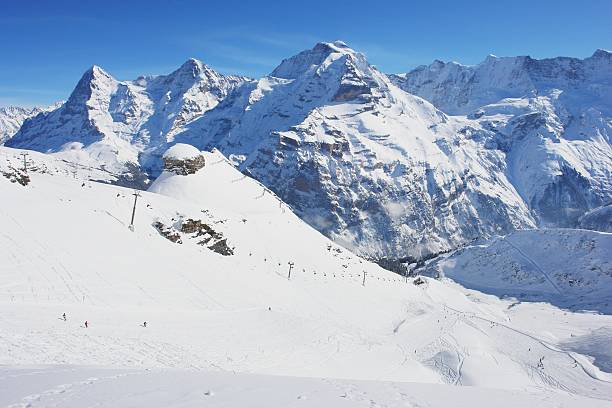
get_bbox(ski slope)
[1,145,612,407]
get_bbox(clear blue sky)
[1,0,610,107]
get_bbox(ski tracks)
[503,236,563,295]
[6,370,143,408]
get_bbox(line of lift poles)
[287,261,411,287]
[19,152,412,287]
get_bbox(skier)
[537,356,544,369]
[62,313,66,321]
[84,320,88,328]
[143,321,147,328]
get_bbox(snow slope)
[580,204,612,232]
[1,145,612,407]
[424,229,612,313]
[3,366,611,408]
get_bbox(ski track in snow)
[503,235,563,295]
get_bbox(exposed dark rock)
[2,168,30,186]
[180,218,233,256]
[163,155,206,176]
[153,221,182,243]
[207,238,234,256]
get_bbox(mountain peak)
[271,40,360,79]
[430,59,446,69]
[313,40,353,53]
[591,48,611,59]
[166,58,221,83]
[180,57,205,71]
[65,65,115,108]
[86,64,112,79]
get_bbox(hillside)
[423,229,612,313]
[1,144,612,407]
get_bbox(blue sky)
[1,0,610,107]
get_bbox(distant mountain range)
[0,102,63,144]
[4,42,611,260]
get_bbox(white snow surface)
[162,143,202,160]
[1,145,612,407]
[2,366,611,408]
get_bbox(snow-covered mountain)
[390,49,612,116]
[0,102,63,144]
[170,42,610,258]
[391,50,612,229]
[5,43,611,260]
[2,144,612,407]
[7,60,248,176]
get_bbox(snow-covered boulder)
[162,143,205,175]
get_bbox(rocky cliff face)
[162,143,206,175]
[390,49,612,115]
